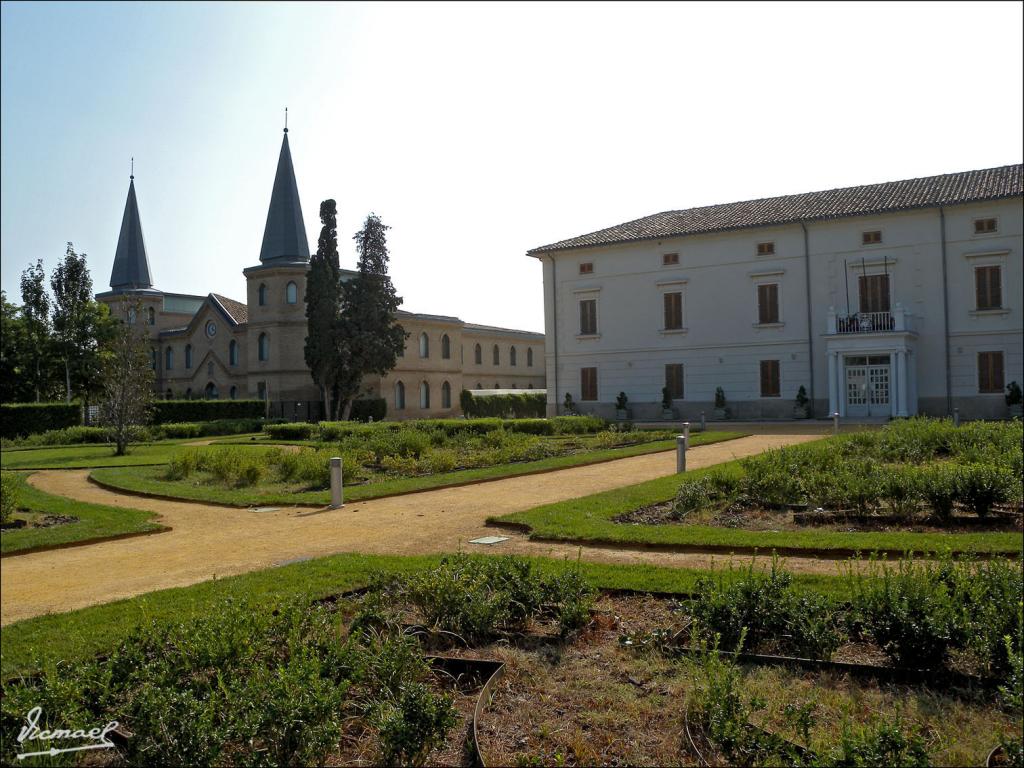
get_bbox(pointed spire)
[258,124,309,263]
[109,170,154,290]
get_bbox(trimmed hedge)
[460,390,545,418]
[150,400,265,424]
[264,423,318,441]
[157,419,265,439]
[0,403,81,439]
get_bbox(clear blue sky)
[3,1,1022,333]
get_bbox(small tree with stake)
[97,300,154,455]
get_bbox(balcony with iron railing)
[827,304,912,335]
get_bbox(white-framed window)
[579,298,597,335]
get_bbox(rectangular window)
[978,351,1005,393]
[579,299,597,335]
[862,230,882,245]
[663,292,683,330]
[757,283,780,324]
[581,367,598,401]
[579,262,594,274]
[975,265,1002,310]
[756,241,775,256]
[662,252,679,265]
[974,217,998,234]
[760,360,781,397]
[858,274,890,314]
[665,364,684,399]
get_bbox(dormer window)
[974,217,998,234]
[862,230,882,245]
[756,242,775,256]
[662,253,679,266]
[579,262,594,274]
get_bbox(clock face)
[206,321,217,338]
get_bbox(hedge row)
[266,415,608,442]
[150,400,265,424]
[460,390,545,418]
[0,403,81,439]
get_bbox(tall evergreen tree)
[336,213,408,419]
[51,242,108,403]
[19,259,52,402]
[305,200,344,418]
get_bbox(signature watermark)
[15,706,121,760]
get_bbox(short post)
[676,434,687,473]
[682,421,690,443]
[832,412,840,435]
[700,411,706,432]
[952,408,960,428]
[329,456,344,508]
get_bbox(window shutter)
[993,352,1004,391]
[759,361,770,395]
[992,267,1002,309]
[976,268,987,309]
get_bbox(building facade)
[96,127,544,419]
[530,165,1023,421]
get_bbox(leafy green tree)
[0,291,33,402]
[304,200,344,419]
[51,242,113,403]
[97,299,154,455]
[19,259,53,402]
[336,214,408,419]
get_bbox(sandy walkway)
[1,432,826,625]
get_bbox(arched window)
[527,347,534,367]
[230,386,238,400]
[419,332,429,358]
[441,381,452,409]
[185,344,193,369]
[286,281,297,304]
[492,345,500,365]
[258,333,269,361]
[147,307,155,326]
[205,381,219,399]
[420,381,430,409]
[441,334,451,359]
[229,339,238,366]
[474,344,482,364]
[150,348,157,370]
[165,346,174,370]
[395,380,406,410]
[258,283,267,306]
[510,346,517,366]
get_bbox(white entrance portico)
[825,304,917,418]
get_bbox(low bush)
[880,464,924,519]
[550,415,606,434]
[6,425,116,447]
[671,477,716,519]
[460,391,545,418]
[150,399,265,424]
[0,472,18,523]
[918,463,961,520]
[158,418,263,439]
[0,402,80,438]
[956,462,1015,517]
[264,422,318,441]
[821,715,931,767]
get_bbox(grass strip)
[0,473,164,555]
[491,459,1024,556]
[89,431,745,506]
[0,551,847,677]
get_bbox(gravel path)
[2,432,827,625]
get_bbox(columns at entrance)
[827,351,840,417]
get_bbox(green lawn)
[1,472,164,554]
[0,441,279,470]
[492,459,1024,556]
[0,550,848,677]
[89,431,745,506]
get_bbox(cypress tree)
[304,200,343,418]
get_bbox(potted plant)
[1006,381,1023,419]
[661,386,675,420]
[793,385,810,419]
[713,387,729,420]
[563,392,578,415]
[615,392,630,420]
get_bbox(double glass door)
[844,355,891,417]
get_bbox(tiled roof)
[463,322,544,339]
[528,164,1023,255]
[212,294,248,325]
[397,309,463,324]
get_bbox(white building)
[530,164,1023,421]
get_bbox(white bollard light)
[682,421,690,443]
[330,456,344,508]
[676,435,688,473]
[832,412,840,435]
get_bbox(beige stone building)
[96,128,544,420]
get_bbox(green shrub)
[502,418,555,435]
[820,715,931,767]
[373,681,457,767]
[158,422,202,439]
[919,463,961,520]
[0,472,19,524]
[165,448,203,480]
[158,418,263,439]
[0,402,81,438]
[461,391,545,418]
[149,399,265,424]
[880,465,924,519]
[550,415,605,434]
[671,477,715,519]
[956,462,1014,517]
[264,422,318,441]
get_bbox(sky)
[2,1,1022,333]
